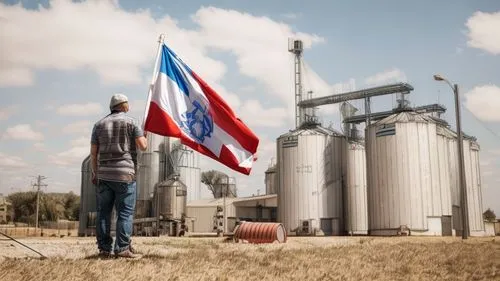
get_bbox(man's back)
[91,112,142,183]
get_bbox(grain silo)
[463,136,485,236]
[165,138,201,202]
[136,134,166,217]
[78,155,96,236]
[265,164,277,195]
[443,128,485,236]
[277,125,345,236]
[343,140,368,235]
[436,125,454,235]
[366,111,452,236]
[79,155,116,236]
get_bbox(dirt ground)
[0,236,499,281]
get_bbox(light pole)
[433,74,469,239]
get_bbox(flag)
[144,43,259,175]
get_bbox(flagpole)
[142,34,166,130]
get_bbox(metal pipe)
[343,104,447,124]
[298,83,414,108]
[0,231,47,259]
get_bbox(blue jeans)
[96,179,136,254]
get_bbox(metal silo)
[155,177,187,221]
[277,125,345,236]
[213,177,237,198]
[463,137,485,235]
[79,155,96,236]
[136,133,165,218]
[166,139,201,202]
[265,164,277,195]
[445,129,484,236]
[366,112,449,236]
[436,126,454,235]
[344,140,368,235]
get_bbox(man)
[90,94,148,258]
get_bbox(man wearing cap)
[90,94,148,258]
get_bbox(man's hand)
[92,171,98,185]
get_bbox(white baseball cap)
[109,94,128,109]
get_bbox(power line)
[462,106,500,141]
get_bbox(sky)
[1,0,500,214]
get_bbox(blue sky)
[1,0,500,215]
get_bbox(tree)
[483,208,496,222]
[7,191,81,223]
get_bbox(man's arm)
[134,123,148,151]
[91,144,99,176]
[90,124,99,184]
[136,132,148,151]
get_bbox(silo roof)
[373,111,436,126]
[279,125,343,138]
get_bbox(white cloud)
[464,84,500,122]
[2,124,44,141]
[56,102,103,116]
[62,120,93,135]
[466,11,500,55]
[70,136,90,147]
[48,146,89,166]
[0,152,29,169]
[192,7,326,107]
[239,100,288,128]
[364,68,407,86]
[0,1,228,87]
[0,105,18,120]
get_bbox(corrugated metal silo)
[265,165,277,195]
[445,129,484,236]
[154,177,188,220]
[79,155,96,236]
[136,134,165,218]
[277,125,345,236]
[166,138,201,202]
[366,112,450,236]
[344,141,368,235]
[463,137,485,235]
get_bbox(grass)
[0,237,499,281]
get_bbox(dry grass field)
[0,236,499,281]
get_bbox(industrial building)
[79,38,489,238]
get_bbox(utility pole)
[33,175,47,231]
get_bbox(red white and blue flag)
[144,43,259,175]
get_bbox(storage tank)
[166,139,201,202]
[277,125,345,236]
[136,133,166,217]
[79,155,116,236]
[79,155,97,236]
[463,137,485,236]
[436,126,454,235]
[366,112,449,236]
[265,165,278,195]
[154,177,187,220]
[213,176,237,198]
[445,129,484,236]
[343,140,368,235]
